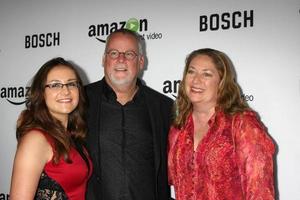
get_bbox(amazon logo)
[162,80,181,99]
[1,86,30,105]
[88,18,148,43]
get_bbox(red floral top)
[168,111,275,200]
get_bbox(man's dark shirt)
[99,80,155,200]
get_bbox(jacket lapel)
[142,86,162,176]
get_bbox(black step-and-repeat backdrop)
[1,0,300,199]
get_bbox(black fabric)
[35,171,68,200]
[99,80,155,200]
[85,78,174,200]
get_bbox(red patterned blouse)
[168,110,275,200]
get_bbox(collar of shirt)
[102,78,143,104]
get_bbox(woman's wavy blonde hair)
[173,48,249,128]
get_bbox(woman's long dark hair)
[16,57,87,164]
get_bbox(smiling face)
[184,55,220,108]
[102,32,144,90]
[44,65,79,124]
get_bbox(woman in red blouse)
[168,48,275,200]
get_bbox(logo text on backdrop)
[200,10,254,31]
[1,86,29,105]
[88,18,163,43]
[25,32,60,48]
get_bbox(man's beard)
[108,63,134,87]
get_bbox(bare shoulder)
[10,129,53,199]
[19,129,51,149]
[17,129,53,163]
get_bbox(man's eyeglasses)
[45,81,80,90]
[106,49,138,60]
